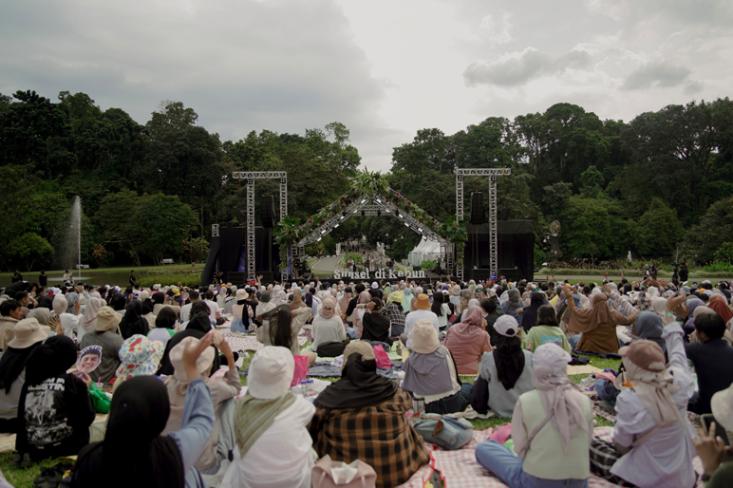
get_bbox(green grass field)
[0,263,205,289]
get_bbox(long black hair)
[271,306,293,350]
[493,335,526,390]
[431,293,443,316]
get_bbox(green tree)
[636,198,684,257]
[714,242,733,264]
[131,194,196,264]
[6,233,54,270]
[685,196,733,263]
[560,195,633,260]
[579,165,604,196]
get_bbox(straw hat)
[342,340,375,368]
[411,321,440,354]
[8,318,50,349]
[248,346,294,400]
[414,293,430,310]
[96,306,121,332]
[169,336,216,381]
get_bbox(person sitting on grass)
[524,305,571,352]
[79,306,124,385]
[309,341,430,488]
[222,346,315,488]
[475,343,592,488]
[71,332,215,488]
[16,336,95,462]
[0,318,49,433]
[164,336,240,475]
[685,313,733,414]
[444,307,492,375]
[471,315,534,418]
[148,306,178,345]
[695,383,733,487]
[402,321,472,414]
[311,297,348,357]
[562,284,637,354]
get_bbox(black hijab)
[314,354,396,409]
[361,310,392,345]
[71,376,184,488]
[493,335,526,390]
[0,342,43,393]
[25,336,77,386]
[521,292,546,332]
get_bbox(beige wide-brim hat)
[8,318,50,349]
[96,306,121,332]
[170,336,216,382]
[248,346,294,400]
[411,321,440,354]
[342,340,375,369]
[711,384,733,433]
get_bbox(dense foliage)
[1,89,732,269]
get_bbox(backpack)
[413,414,473,450]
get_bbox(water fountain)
[55,196,87,282]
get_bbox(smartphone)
[700,414,730,445]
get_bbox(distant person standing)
[38,271,47,288]
[11,271,22,284]
[128,270,138,289]
[679,261,689,283]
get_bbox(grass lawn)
[0,263,205,289]
[0,452,73,487]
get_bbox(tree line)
[0,90,731,270]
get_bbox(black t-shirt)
[685,339,733,414]
[16,373,95,460]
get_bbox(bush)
[702,262,733,273]
[713,242,733,264]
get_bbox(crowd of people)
[0,274,732,487]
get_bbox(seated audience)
[119,300,150,339]
[695,383,733,486]
[523,305,571,352]
[403,294,439,349]
[16,336,95,461]
[148,306,178,345]
[475,343,592,488]
[72,334,215,487]
[309,341,430,488]
[361,297,392,346]
[79,306,124,385]
[113,334,164,393]
[0,318,49,432]
[472,315,534,417]
[444,307,492,374]
[402,321,471,414]
[0,299,23,350]
[222,346,314,488]
[311,297,348,356]
[685,313,733,414]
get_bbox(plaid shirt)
[309,389,430,488]
[385,302,406,337]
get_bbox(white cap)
[494,314,519,337]
[247,346,294,399]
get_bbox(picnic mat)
[397,427,704,487]
[567,364,604,376]
[307,360,403,379]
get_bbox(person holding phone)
[696,384,733,486]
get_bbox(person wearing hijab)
[288,288,313,341]
[309,341,430,488]
[0,318,50,433]
[402,322,471,414]
[524,305,571,352]
[52,294,82,341]
[709,295,733,327]
[80,297,106,337]
[72,333,216,488]
[79,306,124,385]
[164,336,240,474]
[683,296,705,337]
[520,291,546,332]
[630,311,667,356]
[361,297,392,346]
[15,336,95,461]
[444,307,492,374]
[311,297,348,356]
[352,289,372,338]
[119,300,150,339]
[471,315,534,418]
[562,285,636,354]
[476,343,592,487]
[221,346,314,488]
[501,288,524,321]
[384,291,406,338]
[592,340,696,487]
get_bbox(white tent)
[407,237,442,267]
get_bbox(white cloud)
[622,62,691,90]
[464,47,592,86]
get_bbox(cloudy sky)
[1,0,732,171]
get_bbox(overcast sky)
[1,0,731,171]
